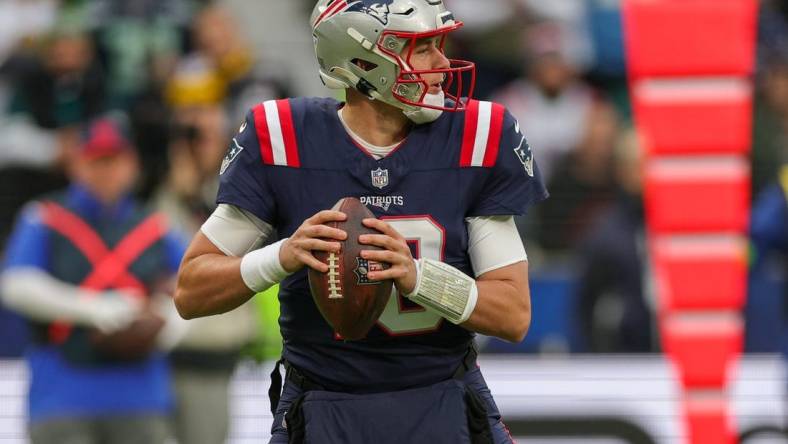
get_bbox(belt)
[268,344,479,416]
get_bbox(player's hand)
[89,289,145,333]
[279,210,347,273]
[358,218,417,294]
[149,293,189,351]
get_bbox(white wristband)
[239,239,291,292]
[406,258,478,325]
[406,258,422,298]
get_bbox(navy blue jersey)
[218,97,547,392]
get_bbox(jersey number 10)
[376,216,445,336]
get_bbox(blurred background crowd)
[0,0,785,441]
[0,0,786,356]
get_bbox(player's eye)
[412,38,437,53]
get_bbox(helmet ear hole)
[351,58,378,72]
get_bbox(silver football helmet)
[311,0,475,121]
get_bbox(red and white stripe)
[253,99,300,168]
[460,100,505,168]
[312,0,350,29]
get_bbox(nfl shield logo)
[371,167,389,189]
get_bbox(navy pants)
[269,366,513,444]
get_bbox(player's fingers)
[358,234,406,253]
[297,252,329,273]
[360,249,403,266]
[362,218,403,240]
[299,238,341,253]
[308,210,347,225]
[303,224,347,241]
[367,266,408,281]
[358,233,388,247]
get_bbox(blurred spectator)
[155,103,227,230]
[75,0,195,198]
[155,60,260,444]
[190,7,252,107]
[492,23,595,183]
[0,4,73,358]
[574,129,655,353]
[4,28,106,130]
[753,55,788,195]
[133,4,290,199]
[585,0,626,79]
[0,0,58,65]
[536,99,618,253]
[445,0,530,99]
[750,164,788,359]
[88,0,192,107]
[0,27,106,254]
[127,84,173,199]
[188,5,291,124]
[758,0,788,72]
[0,116,186,444]
[754,0,788,195]
[0,156,68,251]
[521,0,594,72]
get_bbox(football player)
[175,1,547,442]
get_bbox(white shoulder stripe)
[471,101,493,167]
[461,100,506,168]
[263,100,288,166]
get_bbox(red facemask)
[378,22,476,112]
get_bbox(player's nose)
[433,47,450,70]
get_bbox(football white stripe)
[263,100,288,166]
[471,101,492,167]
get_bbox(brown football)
[308,197,393,340]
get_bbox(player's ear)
[351,58,378,71]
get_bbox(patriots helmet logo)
[346,0,394,25]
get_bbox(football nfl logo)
[354,257,384,285]
[371,167,389,189]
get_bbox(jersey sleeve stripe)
[276,99,301,168]
[263,100,289,166]
[470,101,493,167]
[459,99,479,167]
[255,100,300,167]
[482,102,505,167]
[253,103,274,165]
